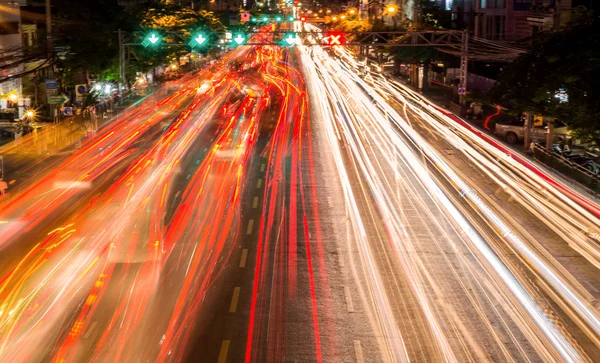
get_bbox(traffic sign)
[48,94,69,104]
[325,32,345,46]
[45,78,58,90]
[458,87,466,95]
[63,107,73,116]
[241,12,250,23]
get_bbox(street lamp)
[387,6,396,13]
[26,110,35,119]
[349,9,356,15]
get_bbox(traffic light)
[232,33,247,46]
[325,31,345,46]
[300,15,307,22]
[282,33,299,46]
[189,32,208,48]
[275,16,282,22]
[288,16,295,21]
[142,32,162,48]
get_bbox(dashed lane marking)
[252,196,259,208]
[344,286,355,312]
[256,179,262,188]
[239,249,248,268]
[218,340,230,363]
[246,219,254,235]
[337,248,344,268]
[354,340,365,363]
[84,321,98,340]
[229,287,241,313]
[260,163,266,172]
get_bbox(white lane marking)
[256,179,263,188]
[84,321,98,340]
[218,340,230,363]
[260,163,266,172]
[344,286,355,312]
[246,219,254,235]
[354,340,365,363]
[337,247,344,268]
[239,249,248,268]
[252,196,259,208]
[229,287,241,313]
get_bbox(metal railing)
[533,145,600,195]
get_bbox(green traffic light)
[189,33,208,48]
[275,16,282,22]
[233,33,247,45]
[283,33,298,46]
[288,16,295,21]
[262,17,268,22]
[142,32,161,48]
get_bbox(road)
[0,25,599,363]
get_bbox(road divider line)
[239,249,248,268]
[218,340,230,363]
[252,197,259,208]
[83,321,98,340]
[246,219,254,235]
[256,179,263,188]
[354,340,365,363]
[344,286,355,312]
[337,248,344,268]
[260,163,266,172]
[229,287,241,313]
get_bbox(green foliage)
[488,9,600,139]
[52,0,129,84]
[418,0,452,29]
[389,0,452,65]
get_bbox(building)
[0,0,28,117]
[452,0,572,41]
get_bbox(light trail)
[299,24,600,362]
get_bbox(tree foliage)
[52,0,130,83]
[389,0,452,64]
[488,8,600,140]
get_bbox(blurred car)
[494,119,569,145]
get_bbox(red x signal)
[326,32,345,46]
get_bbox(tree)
[52,0,130,85]
[488,8,600,142]
[389,0,452,90]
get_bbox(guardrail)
[533,144,600,195]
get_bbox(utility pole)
[118,29,127,89]
[554,0,562,30]
[546,119,555,152]
[46,0,52,74]
[459,29,469,108]
[524,112,532,151]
